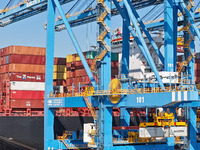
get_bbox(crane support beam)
[126,0,164,64]
[122,0,165,90]
[53,0,97,89]
[44,0,56,149]
[121,5,130,75]
[179,1,200,40]
[164,0,176,72]
[112,0,165,89]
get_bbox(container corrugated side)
[10,90,44,100]
[9,64,45,73]
[53,65,66,73]
[10,81,45,91]
[54,57,66,65]
[8,72,45,82]
[11,99,44,108]
[6,55,45,65]
[53,73,66,80]
[6,46,45,56]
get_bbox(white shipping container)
[10,81,45,91]
[139,127,187,138]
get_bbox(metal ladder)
[90,50,108,71]
[90,0,111,72]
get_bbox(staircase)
[178,0,195,74]
[91,0,111,72]
[83,96,96,119]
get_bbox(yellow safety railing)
[50,85,194,99]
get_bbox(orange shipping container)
[9,64,45,73]
[6,46,45,56]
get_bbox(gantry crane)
[1,0,200,150]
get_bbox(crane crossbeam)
[0,0,75,26]
[0,0,163,27]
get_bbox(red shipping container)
[7,55,45,65]
[76,77,80,85]
[196,59,200,63]
[71,62,76,70]
[76,69,80,77]
[11,99,44,108]
[195,70,200,77]
[8,72,45,82]
[75,61,84,69]
[54,57,66,65]
[56,80,67,86]
[82,76,86,84]
[111,61,119,69]
[66,62,71,68]
[195,76,200,83]
[87,59,93,66]
[66,78,70,86]
[111,68,118,77]
[10,90,44,100]
[0,48,2,56]
[80,69,87,76]
[85,76,90,84]
[53,81,57,86]
[70,71,76,78]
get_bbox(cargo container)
[10,81,45,91]
[8,64,45,73]
[54,57,66,65]
[53,73,66,80]
[10,90,44,100]
[0,72,45,82]
[53,65,66,73]
[3,55,45,65]
[86,51,97,59]
[11,99,44,108]
[1,46,45,56]
[66,54,75,63]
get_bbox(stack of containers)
[53,57,67,93]
[0,46,45,112]
[66,51,119,92]
[53,57,66,86]
[177,54,200,83]
[195,53,200,83]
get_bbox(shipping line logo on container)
[16,74,42,80]
[23,75,27,80]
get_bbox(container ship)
[0,33,199,149]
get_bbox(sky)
[0,0,200,57]
[0,0,151,57]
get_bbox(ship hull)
[0,116,150,150]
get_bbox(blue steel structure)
[44,0,200,150]
[1,0,200,150]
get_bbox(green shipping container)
[111,53,118,61]
[86,51,97,59]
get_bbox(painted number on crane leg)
[137,97,144,103]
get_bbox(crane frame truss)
[45,0,200,150]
